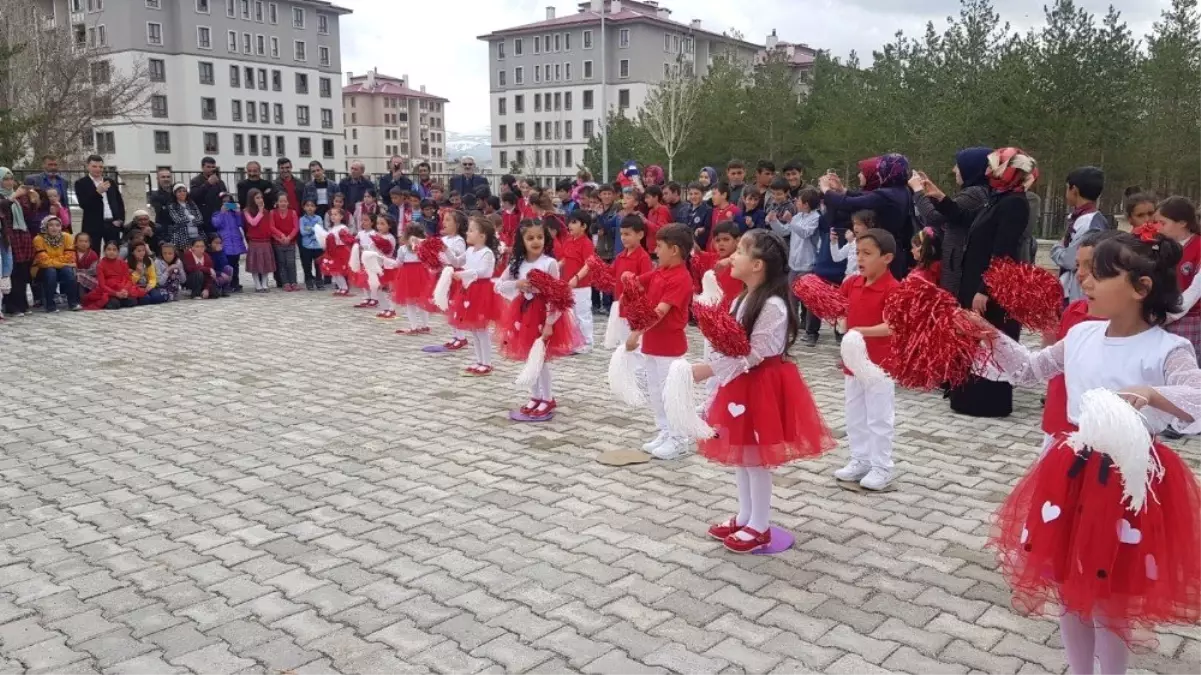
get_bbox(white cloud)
[339,0,1169,134]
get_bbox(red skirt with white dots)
[990,436,1201,644]
[494,294,583,361]
[391,262,435,310]
[449,279,500,330]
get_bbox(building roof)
[296,0,353,15]
[476,5,762,52]
[343,73,448,102]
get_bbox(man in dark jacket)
[22,155,69,203]
[448,156,489,199]
[188,156,227,232]
[237,161,276,209]
[378,155,413,198]
[147,168,176,245]
[273,158,301,216]
[302,161,335,218]
[338,161,373,211]
[74,154,126,253]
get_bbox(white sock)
[255,274,267,290]
[334,275,346,290]
[734,468,772,540]
[535,364,553,401]
[405,305,420,329]
[416,308,429,328]
[453,329,466,341]
[734,468,751,526]
[378,296,392,311]
[474,330,492,366]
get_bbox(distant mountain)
[446,130,492,167]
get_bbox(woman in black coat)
[923,148,1037,418]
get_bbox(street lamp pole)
[599,2,608,183]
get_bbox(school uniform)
[841,273,901,473]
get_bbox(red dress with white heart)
[983,321,1201,643]
[319,226,354,277]
[391,245,436,309]
[449,247,500,330]
[699,297,836,467]
[494,255,584,361]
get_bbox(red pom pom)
[791,274,847,321]
[528,269,575,312]
[982,257,1063,332]
[1132,220,1162,243]
[882,276,993,390]
[693,302,751,357]
[691,251,718,293]
[621,275,659,331]
[587,254,616,294]
[416,237,445,271]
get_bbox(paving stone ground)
[1,291,1199,674]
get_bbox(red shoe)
[332,290,344,296]
[354,299,378,309]
[416,326,431,334]
[376,310,396,320]
[723,527,771,553]
[531,399,556,417]
[708,518,743,540]
[520,399,542,415]
[395,328,421,335]
[466,365,493,376]
[443,337,468,351]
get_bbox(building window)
[514,67,523,84]
[146,22,163,45]
[499,151,507,168]
[196,26,213,49]
[234,133,244,155]
[619,29,629,48]
[299,137,311,157]
[198,61,214,85]
[203,132,219,154]
[95,131,115,154]
[565,63,571,81]
[318,46,329,67]
[273,103,283,124]
[254,0,263,21]
[565,92,572,110]
[262,135,271,156]
[319,77,331,98]
[154,130,170,153]
[249,135,258,154]
[270,36,279,58]
[271,69,281,91]
[149,58,165,82]
[515,123,524,141]
[535,151,542,169]
[533,122,541,141]
[498,70,506,86]
[246,100,256,122]
[320,108,333,129]
[498,125,507,142]
[322,139,334,158]
[295,73,308,94]
[497,97,506,116]
[554,92,561,111]
[664,63,670,77]
[534,95,541,113]
[583,89,593,109]
[534,65,541,83]
[619,59,629,78]
[227,30,237,51]
[231,100,242,121]
[256,34,265,55]
[244,66,254,88]
[259,102,268,124]
[618,88,630,108]
[553,121,560,139]
[533,36,540,54]
[583,30,593,49]
[275,135,285,156]
[151,95,167,118]
[90,61,111,85]
[515,150,524,167]
[565,121,572,139]
[257,68,267,89]
[294,40,306,61]
[229,66,240,86]
[268,2,277,23]
[664,33,671,52]
[201,97,217,120]
[351,144,357,155]
[297,105,310,126]
[583,60,593,79]
[514,94,523,113]
[240,0,249,17]
[565,149,573,168]
[554,63,562,81]
[196,0,210,12]
[554,149,561,168]
[554,34,561,52]
[564,33,571,51]
[497,40,506,60]
[242,32,251,53]
[317,14,328,34]
[292,7,304,28]
[226,0,235,16]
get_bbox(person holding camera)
[74,154,126,254]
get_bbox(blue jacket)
[378,172,413,200]
[0,237,12,278]
[670,201,690,224]
[211,208,247,256]
[813,208,850,282]
[337,176,374,210]
[595,206,623,259]
[741,206,766,233]
[210,250,230,272]
[823,186,914,279]
[449,173,489,198]
[23,172,68,201]
[681,202,712,239]
[300,214,323,250]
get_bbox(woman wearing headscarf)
[643,165,665,188]
[0,167,37,316]
[909,147,992,297]
[698,166,718,203]
[923,147,1037,418]
[165,183,205,251]
[820,154,915,280]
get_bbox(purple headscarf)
[875,154,910,189]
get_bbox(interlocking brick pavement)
[1,293,1199,674]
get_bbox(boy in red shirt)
[643,185,672,255]
[836,228,900,491]
[608,215,654,347]
[562,211,597,353]
[626,223,694,460]
[704,182,740,252]
[709,221,744,308]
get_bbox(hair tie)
[922,226,935,238]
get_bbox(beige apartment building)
[342,69,448,175]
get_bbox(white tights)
[253,273,270,290]
[1060,613,1129,675]
[733,467,773,540]
[405,305,429,330]
[332,275,347,291]
[530,364,553,402]
[471,329,492,366]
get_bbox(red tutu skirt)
[495,294,584,361]
[698,356,836,467]
[990,437,1201,644]
[348,268,370,290]
[391,262,435,309]
[449,280,500,330]
[319,246,351,277]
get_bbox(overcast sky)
[340,0,1170,135]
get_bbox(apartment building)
[756,30,817,98]
[45,0,350,176]
[342,69,449,176]
[478,0,761,182]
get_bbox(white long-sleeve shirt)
[830,238,858,278]
[707,296,789,386]
[457,247,496,286]
[496,254,563,324]
[440,235,467,267]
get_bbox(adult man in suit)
[74,154,125,253]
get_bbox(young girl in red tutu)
[433,210,469,351]
[392,223,434,336]
[688,229,835,553]
[908,227,942,284]
[981,231,1201,674]
[494,218,584,419]
[352,214,397,315]
[450,216,501,375]
[319,208,354,296]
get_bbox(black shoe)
[305,281,316,291]
[231,285,244,293]
[803,333,819,347]
[1162,427,1184,440]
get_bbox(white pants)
[532,364,553,400]
[573,287,593,346]
[844,375,895,470]
[644,354,678,435]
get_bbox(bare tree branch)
[638,66,701,180]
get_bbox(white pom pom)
[515,337,547,389]
[608,346,646,406]
[348,243,362,273]
[839,330,890,385]
[665,358,715,440]
[695,269,723,307]
[1067,388,1163,514]
[362,251,384,291]
[312,222,328,250]
[432,266,454,311]
[603,300,623,349]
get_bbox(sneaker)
[803,333,819,347]
[834,459,871,482]
[651,436,690,460]
[641,432,669,452]
[1162,427,1184,440]
[305,281,316,291]
[859,467,894,491]
[68,305,81,311]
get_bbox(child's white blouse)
[458,247,496,287]
[707,296,790,386]
[440,235,467,267]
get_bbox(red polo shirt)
[559,233,595,288]
[715,262,743,309]
[1042,299,1098,434]
[614,246,652,312]
[842,272,900,375]
[708,203,740,251]
[640,263,692,357]
[645,204,672,253]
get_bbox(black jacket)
[934,191,1030,308]
[237,178,276,210]
[74,175,125,231]
[189,173,228,228]
[378,171,413,199]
